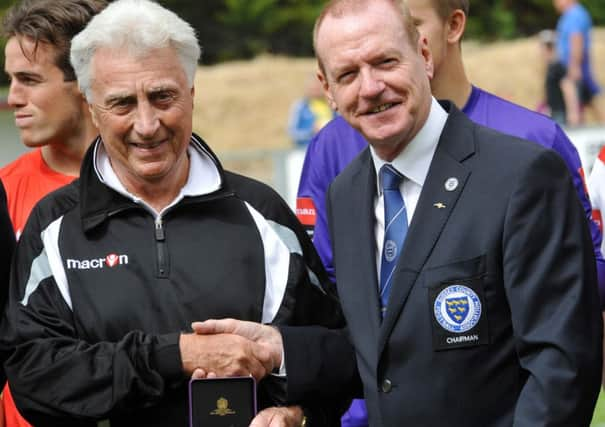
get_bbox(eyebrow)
[104,93,135,105]
[147,85,178,94]
[9,71,43,80]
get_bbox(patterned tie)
[379,164,408,317]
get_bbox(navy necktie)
[379,164,408,317]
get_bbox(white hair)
[70,0,201,101]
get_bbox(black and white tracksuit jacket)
[0,135,346,426]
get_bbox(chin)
[135,166,171,182]
[22,138,47,149]
[363,126,403,145]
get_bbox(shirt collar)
[95,137,222,211]
[371,97,447,193]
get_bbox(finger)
[191,368,206,379]
[191,319,217,334]
[249,408,273,427]
[191,318,238,335]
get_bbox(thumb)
[249,408,272,427]
[191,318,237,335]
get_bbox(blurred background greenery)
[0,0,602,82]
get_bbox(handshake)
[179,319,304,426]
[179,318,283,381]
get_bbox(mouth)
[130,140,166,150]
[367,103,398,114]
[14,113,33,127]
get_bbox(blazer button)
[381,379,392,393]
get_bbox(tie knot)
[380,164,403,191]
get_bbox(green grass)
[593,390,605,425]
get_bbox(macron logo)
[66,253,129,270]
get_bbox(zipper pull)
[155,217,165,241]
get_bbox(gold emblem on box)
[210,397,236,416]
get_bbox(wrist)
[266,325,284,369]
[178,333,199,374]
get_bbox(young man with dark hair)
[1,0,105,239]
[0,1,106,425]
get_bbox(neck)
[431,48,472,109]
[373,97,432,163]
[41,122,98,176]
[115,153,190,213]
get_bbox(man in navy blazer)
[193,0,602,425]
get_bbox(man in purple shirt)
[296,1,605,425]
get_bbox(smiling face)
[315,0,434,161]
[5,36,88,148]
[88,46,194,193]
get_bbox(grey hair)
[70,0,201,101]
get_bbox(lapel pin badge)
[434,202,446,209]
[444,177,459,192]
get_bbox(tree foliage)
[0,0,602,66]
[466,0,604,40]
[159,0,604,61]
[159,0,324,63]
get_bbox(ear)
[88,104,99,129]
[446,9,466,45]
[419,36,434,80]
[317,69,337,111]
[190,86,195,109]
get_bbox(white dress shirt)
[370,97,448,281]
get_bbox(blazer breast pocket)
[423,256,489,351]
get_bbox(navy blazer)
[283,101,602,426]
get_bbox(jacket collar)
[79,133,232,232]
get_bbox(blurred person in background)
[295,0,605,424]
[0,1,106,426]
[537,29,568,124]
[553,0,604,125]
[287,72,335,148]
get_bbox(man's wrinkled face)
[88,46,194,189]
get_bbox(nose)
[133,101,160,138]
[358,68,385,99]
[7,80,26,108]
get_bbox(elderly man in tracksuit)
[0,1,351,426]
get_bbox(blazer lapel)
[348,153,383,338]
[378,106,475,352]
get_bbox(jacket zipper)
[155,216,168,278]
[105,193,237,278]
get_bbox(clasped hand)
[181,319,302,427]
[179,318,283,382]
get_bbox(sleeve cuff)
[151,332,184,382]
